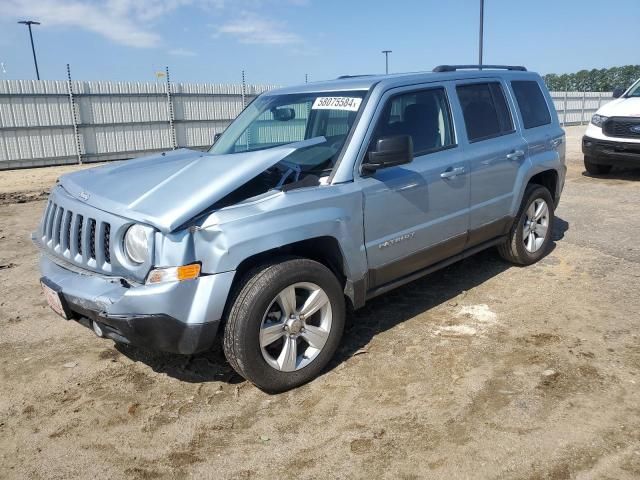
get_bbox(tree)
[543,65,640,91]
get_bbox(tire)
[223,257,345,393]
[498,184,555,265]
[584,156,612,175]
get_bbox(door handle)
[506,150,525,161]
[440,166,466,179]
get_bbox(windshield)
[626,79,640,97]
[209,90,367,176]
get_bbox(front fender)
[193,185,368,282]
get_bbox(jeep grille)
[42,201,112,267]
[37,185,153,282]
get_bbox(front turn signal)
[146,263,201,285]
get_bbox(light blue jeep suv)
[35,65,566,392]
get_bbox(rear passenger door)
[454,80,527,247]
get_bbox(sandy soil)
[0,163,97,205]
[1,126,639,479]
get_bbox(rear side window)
[511,80,551,129]
[457,82,514,142]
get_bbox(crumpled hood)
[59,138,324,232]
[598,97,640,117]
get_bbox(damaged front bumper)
[39,254,235,354]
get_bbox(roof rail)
[336,74,375,79]
[433,65,527,72]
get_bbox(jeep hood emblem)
[79,191,90,201]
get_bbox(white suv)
[582,79,640,174]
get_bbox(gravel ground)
[1,126,639,479]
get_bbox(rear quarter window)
[456,82,514,142]
[511,80,552,129]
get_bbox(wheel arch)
[226,236,361,313]
[528,169,559,204]
[512,167,560,216]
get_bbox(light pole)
[18,20,41,80]
[382,50,392,74]
[478,0,484,67]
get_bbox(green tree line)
[543,65,640,92]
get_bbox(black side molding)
[433,65,527,72]
[365,235,507,301]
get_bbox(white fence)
[550,91,613,126]
[0,79,613,170]
[0,79,276,169]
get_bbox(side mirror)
[213,132,222,143]
[612,87,625,99]
[271,107,296,121]
[362,135,413,173]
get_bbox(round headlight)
[124,224,149,264]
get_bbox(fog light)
[146,263,201,285]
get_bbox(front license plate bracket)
[40,277,73,320]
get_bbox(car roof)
[268,69,541,96]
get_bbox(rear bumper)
[39,254,235,354]
[582,136,640,166]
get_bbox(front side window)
[457,82,514,142]
[511,80,551,129]
[370,88,455,155]
[210,91,366,176]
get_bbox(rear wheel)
[584,156,612,175]
[498,184,554,265]
[223,258,345,393]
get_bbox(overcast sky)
[1,0,639,85]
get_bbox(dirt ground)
[1,126,639,479]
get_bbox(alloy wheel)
[259,282,332,372]
[523,198,549,253]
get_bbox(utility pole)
[18,20,41,80]
[478,0,484,67]
[382,50,392,74]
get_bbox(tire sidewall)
[513,186,555,264]
[231,259,345,392]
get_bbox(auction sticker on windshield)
[312,97,362,112]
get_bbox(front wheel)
[223,258,345,393]
[498,184,555,265]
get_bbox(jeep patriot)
[35,65,566,392]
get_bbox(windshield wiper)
[274,161,302,189]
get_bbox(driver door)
[358,84,470,288]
